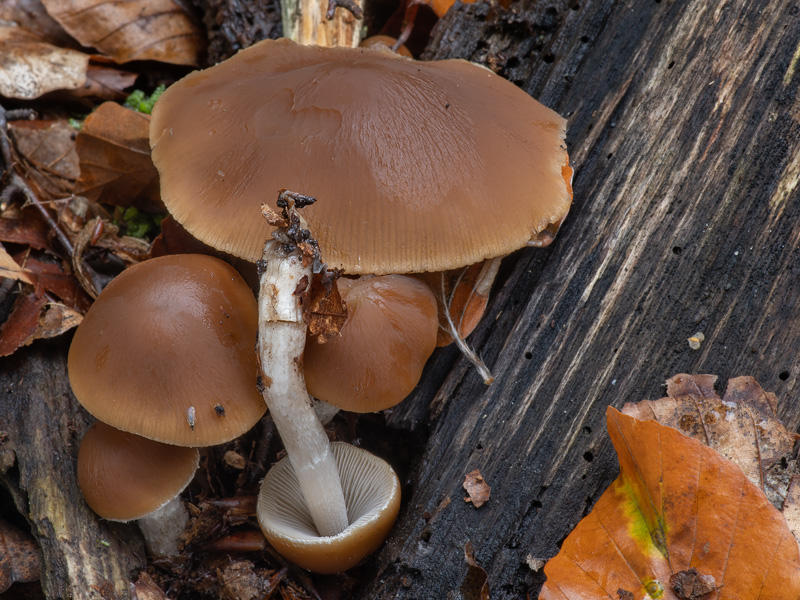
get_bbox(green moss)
[123,85,166,115]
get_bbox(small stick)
[326,0,363,20]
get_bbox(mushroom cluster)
[68,253,265,555]
[148,38,572,571]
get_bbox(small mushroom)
[77,421,199,556]
[68,253,264,447]
[304,274,438,412]
[257,442,400,573]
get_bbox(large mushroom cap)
[78,421,199,521]
[150,38,572,275]
[68,254,264,446]
[258,442,401,573]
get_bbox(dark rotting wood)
[358,0,800,597]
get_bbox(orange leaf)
[540,408,800,599]
[41,0,204,65]
[622,374,798,519]
[463,469,491,508]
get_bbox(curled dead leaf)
[0,292,82,357]
[539,408,800,599]
[0,26,88,99]
[463,541,490,600]
[303,273,348,342]
[41,0,205,65]
[9,118,80,199]
[0,519,41,594]
[463,469,491,508]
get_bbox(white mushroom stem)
[137,495,189,557]
[257,239,349,537]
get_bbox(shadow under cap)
[150,38,572,275]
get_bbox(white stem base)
[138,495,189,557]
[257,241,349,537]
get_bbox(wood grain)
[359,0,800,597]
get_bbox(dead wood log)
[0,339,145,600]
[357,0,800,597]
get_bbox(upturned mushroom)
[77,421,199,556]
[149,39,572,566]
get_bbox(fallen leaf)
[131,571,168,600]
[0,244,33,283]
[463,469,491,508]
[419,259,499,347]
[41,0,205,65]
[0,215,51,251]
[539,408,800,599]
[303,273,348,342]
[9,118,80,198]
[462,541,490,600]
[75,102,162,211]
[0,0,78,48]
[0,26,88,99]
[784,477,800,542]
[0,519,41,593]
[0,293,82,357]
[622,374,799,512]
[669,568,718,599]
[14,250,91,310]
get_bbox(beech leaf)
[539,408,800,599]
[75,102,162,211]
[41,0,205,65]
[0,26,88,99]
[622,374,799,516]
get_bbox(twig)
[325,0,363,20]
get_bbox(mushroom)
[149,39,572,276]
[77,421,199,556]
[304,274,439,412]
[68,253,265,447]
[257,442,400,573]
[148,39,572,561]
[68,253,265,555]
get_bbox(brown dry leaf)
[15,250,92,310]
[419,259,499,347]
[0,214,51,251]
[0,26,88,99]
[0,244,33,283]
[0,0,78,48]
[217,561,284,600]
[303,273,348,342]
[0,519,41,594]
[463,469,490,508]
[0,292,82,357]
[539,408,800,599]
[462,541,490,600]
[75,102,162,211]
[9,118,80,198]
[131,571,168,600]
[784,477,800,542]
[41,0,205,65]
[622,374,799,513]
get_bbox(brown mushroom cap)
[257,442,401,573]
[78,421,199,521]
[150,38,572,275]
[68,254,264,446]
[304,275,438,412]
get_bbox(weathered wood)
[358,0,800,597]
[0,339,145,600]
